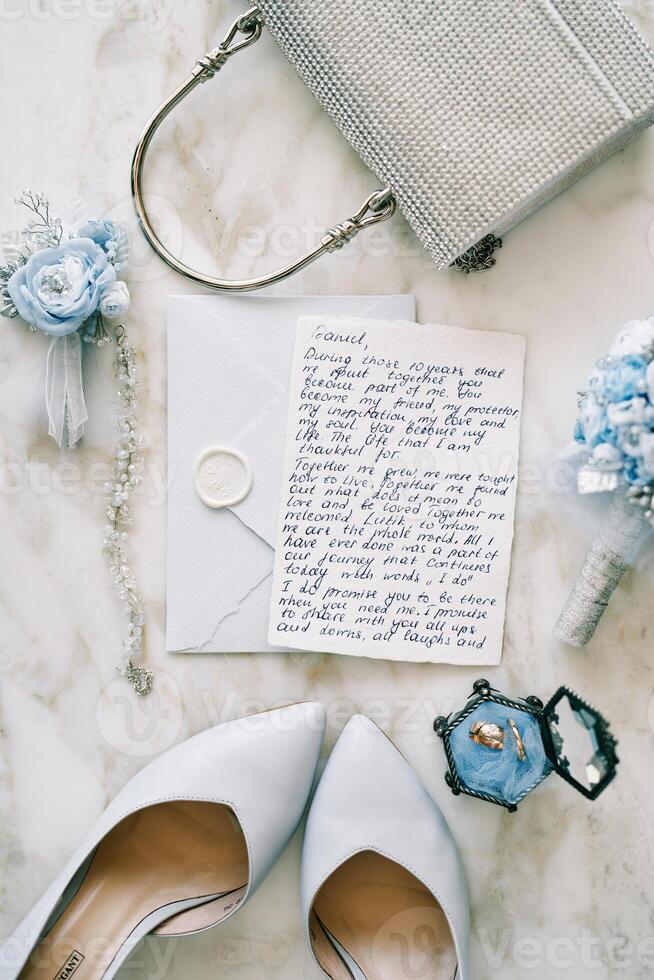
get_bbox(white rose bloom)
[592,443,623,470]
[609,318,654,357]
[99,281,130,319]
[606,397,648,428]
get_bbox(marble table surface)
[2,2,654,978]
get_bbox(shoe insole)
[311,851,458,980]
[19,801,249,980]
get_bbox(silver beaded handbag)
[132,0,654,288]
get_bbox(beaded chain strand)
[102,325,153,695]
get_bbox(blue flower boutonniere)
[0,191,152,696]
[1,192,131,446]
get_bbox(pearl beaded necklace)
[102,324,153,696]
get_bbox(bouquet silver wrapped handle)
[554,494,651,647]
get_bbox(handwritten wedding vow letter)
[268,317,526,665]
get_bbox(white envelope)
[167,294,416,653]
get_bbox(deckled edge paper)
[268,316,526,665]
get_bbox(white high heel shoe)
[301,715,470,980]
[0,702,325,980]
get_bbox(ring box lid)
[541,686,619,801]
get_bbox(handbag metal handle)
[130,7,396,292]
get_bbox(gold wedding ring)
[508,718,527,762]
[469,721,505,751]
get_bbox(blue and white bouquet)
[555,318,654,646]
[0,191,130,447]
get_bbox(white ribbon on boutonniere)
[46,332,88,448]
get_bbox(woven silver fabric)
[554,494,648,648]
[254,0,654,268]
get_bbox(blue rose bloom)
[7,238,116,337]
[601,355,648,403]
[75,218,119,253]
[577,395,609,448]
